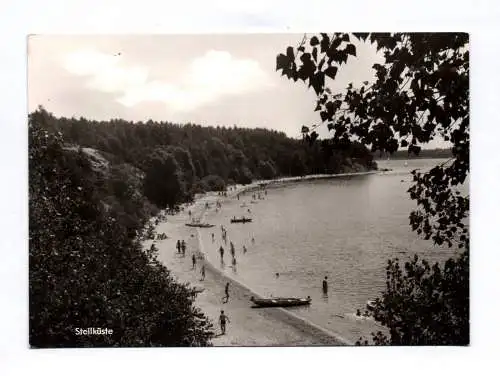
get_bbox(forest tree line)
[372,148,453,160]
[32,107,376,210]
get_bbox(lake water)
[198,159,467,344]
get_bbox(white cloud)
[62,48,272,112]
[63,49,149,93]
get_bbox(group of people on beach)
[176,239,187,256]
[185,187,266,336]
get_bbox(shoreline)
[147,171,374,345]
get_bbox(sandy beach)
[144,173,374,345]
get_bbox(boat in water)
[185,223,215,228]
[366,299,377,311]
[230,217,252,223]
[250,296,311,308]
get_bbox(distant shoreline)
[226,170,377,196]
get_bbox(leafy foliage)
[357,252,469,345]
[277,33,469,249]
[277,33,469,345]
[29,116,213,347]
[143,148,185,209]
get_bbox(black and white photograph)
[27,32,469,348]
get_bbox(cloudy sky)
[28,34,386,139]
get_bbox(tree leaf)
[276,54,289,71]
[345,43,356,56]
[409,144,421,156]
[353,33,369,41]
[324,66,338,80]
[310,36,319,46]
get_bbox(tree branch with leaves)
[277,32,469,345]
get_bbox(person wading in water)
[322,276,328,295]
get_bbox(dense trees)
[277,33,469,345]
[32,106,376,209]
[143,148,185,209]
[29,117,213,347]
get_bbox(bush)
[201,174,226,191]
[29,121,214,347]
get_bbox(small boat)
[250,296,311,308]
[366,300,377,311]
[230,217,253,223]
[185,223,215,228]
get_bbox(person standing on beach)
[219,246,224,261]
[211,233,215,242]
[223,282,230,303]
[181,240,186,256]
[230,241,235,258]
[200,265,205,281]
[219,310,230,335]
[176,239,181,253]
[322,276,328,295]
[192,254,196,269]
[243,245,247,254]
